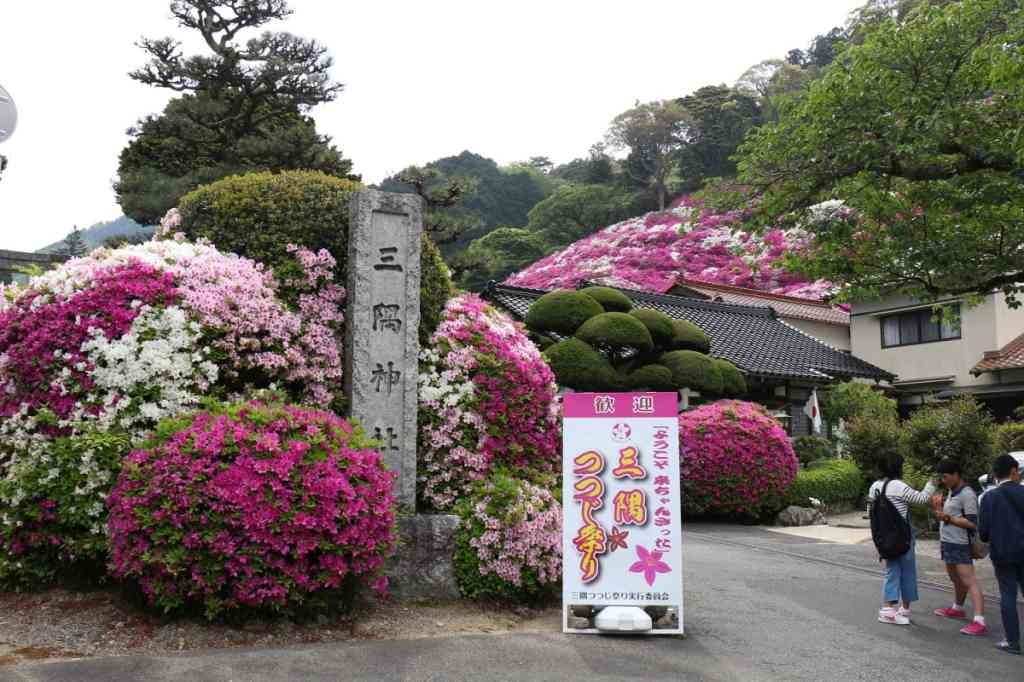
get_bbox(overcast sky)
[0,0,864,251]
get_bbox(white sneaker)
[879,608,910,625]
[897,607,912,622]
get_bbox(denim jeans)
[993,562,1024,648]
[882,536,919,605]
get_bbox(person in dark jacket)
[978,454,1024,655]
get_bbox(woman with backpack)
[868,453,937,625]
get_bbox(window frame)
[879,304,961,349]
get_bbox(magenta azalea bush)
[418,294,561,511]
[507,196,835,300]
[453,471,561,601]
[106,398,395,618]
[0,239,344,587]
[678,400,798,517]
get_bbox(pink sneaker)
[934,607,967,619]
[961,621,989,636]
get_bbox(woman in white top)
[867,453,937,625]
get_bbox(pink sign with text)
[562,392,684,635]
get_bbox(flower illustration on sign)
[608,526,630,552]
[629,544,671,586]
[611,422,632,442]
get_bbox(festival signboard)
[562,392,683,635]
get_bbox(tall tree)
[605,100,690,210]
[525,183,637,247]
[675,86,762,184]
[116,0,352,224]
[61,226,88,258]
[728,0,1024,304]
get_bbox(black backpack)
[870,480,912,560]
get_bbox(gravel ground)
[0,587,560,669]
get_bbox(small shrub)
[995,422,1024,455]
[579,286,632,312]
[575,312,654,353]
[713,359,746,396]
[784,458,863,508]
[543,339,622,391]
[453,472,561,602]
[524,289,604,336]
[792,435,835,466]
[106,398,396,619]
[628,308,675,347]
[844,415,904,481]
[628,364,676,391]
[670,319,711,353]
[0,428,130,589]
[821,381,897,430]
[903,396,994,486]
[662,350,723,395]
[679,400,798,518]
[418,234,454,346]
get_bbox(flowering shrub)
[418,294,561,511]
[0,428,130,588]
[0,239,344,586]
[453,471,561,601]
[106,398,395,618]
[507,196,835,301]
[678,400,798,517]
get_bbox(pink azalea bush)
[507,196,836,301]
[106,398,395,618]
[678,400,798,518]
[418,294,562,511]
[453,471,561,601]
[0,239,344,587]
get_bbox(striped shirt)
[867,478,937,521]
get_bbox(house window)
[881,305,961,348]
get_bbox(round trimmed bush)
[627,364,676,391]
[575,312,654,352]
[629,308,675,347]
[453,471,561,602]
[579,286,632,313]
[524,289,604,336]
[713,359,747,396]
[670,319,711,353]
[792,435,835,466]
[543,338,622,391]
[106,398,396,619]
[662,350,723,395]
[784,458,863,508]
[679,400,798,517]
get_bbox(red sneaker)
[933,607,967,619]
[961,621,988,637]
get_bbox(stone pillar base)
[386,514,460,600]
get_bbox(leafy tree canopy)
[726,0,1024,305]
[675,86,762,183]
[524,183,637,247]
[453,227,549,292]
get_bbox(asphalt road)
[5,523,1021,682]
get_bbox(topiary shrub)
[679,400,798,518]
[629,308,675,347]
[670,319,711,353]
[575,312,654,353]
[784,458,863,509]
[628,364,676,391]
[792,435,835,466]
[106,398,395,619]
[662,350,724,395]
[175,171,360,281]
[579,286,632,312]
[0,427,130,589]
[419,233,454,346]
[903,395,995,487]
[419,295,562,511]
[524,289,604,336]
[453,471,561,602]
[844,414,904,481]
[713,359,746,396]
[543,339,622,391]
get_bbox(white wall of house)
[782,318,851,351]
[850,294,1001,389]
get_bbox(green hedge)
[575,312,654,352]
[661,350,723,395]
[579,286,632,313]
[525,289,604,336]
[784,458,863,508]
[792,435,835,466]
[543,338,622,390]
[670,319,711,353]
[629,308,675,347]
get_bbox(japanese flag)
[804,388,822,434]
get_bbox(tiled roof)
[671,278,850,326]
[483,282,894,383]
[972,332,1024,375]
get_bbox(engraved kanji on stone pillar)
[344,190,422,510]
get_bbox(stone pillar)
[345,190,422,511]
